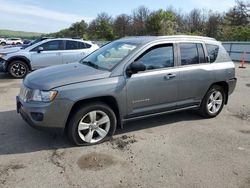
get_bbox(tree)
[132,6,150,35]
[113,14,132,38]
[50,20,88,38]
[88,13,114,40]
[221,0,250,41]
[205,12,223,38]
[146,9,177,35]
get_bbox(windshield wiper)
[81,61,99,69]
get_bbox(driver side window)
[32,40,64,51]
[135,44,174,70]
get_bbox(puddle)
[110,135,137,150]
[233,106,250,121]
[77,152,117,170]
[239,130,250,134]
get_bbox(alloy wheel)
[77,110,110,143]
[207,90,223,114]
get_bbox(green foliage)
[146,9,177,35]
[0,29,43,39]
[49,20,88,38]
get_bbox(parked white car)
[0,38,6,45]
[5,38,23,45]
[0,38,99,78]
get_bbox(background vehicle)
[16,35,237,146]
[0,38,99,78]
[0,38,6,45]
[5,38,23,45]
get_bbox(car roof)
[41,38,93,44]
[117,35,218,45]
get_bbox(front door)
[30,40,64,69]
[126,43,179,118]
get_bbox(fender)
[6,56,32,70]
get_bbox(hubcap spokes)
[207,91,223,114]
[11,63,26,77]
[78,110,110,143]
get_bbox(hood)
[24,62,110,90]
[0,47,22,54]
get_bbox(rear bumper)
[228,77,237,95]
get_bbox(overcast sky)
[0,0,236,33]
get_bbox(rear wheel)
[8,60,29,79]
[199,85,225,118]
[0,42,6,46]
[67,102,117,146]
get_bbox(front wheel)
[8,60,29,78]
[67,102,117,146]
[199,85,225,118]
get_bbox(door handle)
[164,73,176,80]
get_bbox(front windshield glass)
[80,41,139,71]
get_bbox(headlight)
[31,90,58,102]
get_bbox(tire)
[1,42,6,46]
[67,102,117,146]
[8,60,29,79]
[199,85,225,118]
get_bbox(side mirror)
[37,47,44,53]
[126,61,146,76]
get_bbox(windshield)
[80,41,139,71]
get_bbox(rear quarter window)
[206,44,219,63]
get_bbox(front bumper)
[0,58,6,72]
[16,96,73,134]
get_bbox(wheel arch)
[65,96,122,133]
[7,56,31,70]
[208,81,229,104]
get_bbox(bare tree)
[113,14,132,38]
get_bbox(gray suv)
[16,35,237,145]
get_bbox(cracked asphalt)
[0,63,250,188]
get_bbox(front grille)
[19,84,32,102]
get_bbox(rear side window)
[136,44,174,70]
[85,43,91,48]
[66,40,78,50]
[180,43,199,65]
[78,42,92,49]
[206,44,219,63]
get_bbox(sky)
[0,0,236,33]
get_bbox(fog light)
[30,112,44,121]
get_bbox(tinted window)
[78,42,86,49]
[33,40,63,51]
[66,40,78,50]
[180,43,199,65]
[206,44,219,63]
[197,43,206,63]
[136,44,174,70]
[85,43,91,48]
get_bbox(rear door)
[177,42,213,108]
[62,40,87,64]
[126,43,179,118]
[30,40,64,69]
